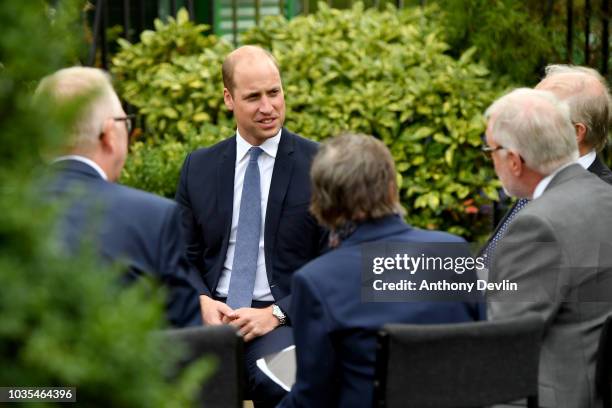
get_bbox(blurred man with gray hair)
[38,67,205,327]
[484,88,612,408]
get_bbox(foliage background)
[0,2,211,406]
[113,5,505,241]
[308,0,610,87]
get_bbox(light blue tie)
[483,198,529,268]
[226,147,263,309]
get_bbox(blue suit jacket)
[47,159,205,327]
[175,128,326,312]
[279,215,482,408]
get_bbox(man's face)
[486,119,520,197]
[224,58,285,146]
[108,96,129,182]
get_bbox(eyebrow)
[243,90,261,100]
[242,87,281,100]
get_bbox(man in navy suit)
[175,46,326,406]
[37,67,204,327]
[278,134,482,408]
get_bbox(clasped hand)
[199,295,279,342]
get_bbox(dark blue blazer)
[587,155,612,185]
[279,215,482,408]
[47,159,205,327]
[175,129,326,312]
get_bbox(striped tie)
[483,198,529,269]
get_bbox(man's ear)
[574,122,587,146]
[223,88,234,111]
[508,150,523,177]
[99,118,117,153]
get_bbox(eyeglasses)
[113,114,135,135]
[481,145,506,159]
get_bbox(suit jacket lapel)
[217,137,237,236]
[587,155,612,178]
[587,155,603,175]
[264,129,295,272]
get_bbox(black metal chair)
[163,325,244,408]
[596,315,612,408]
[374,316,544,408]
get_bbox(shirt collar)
[576,149,596,170]
[52,155,108,180]
[532,161,575,200]
[235,128,281,163]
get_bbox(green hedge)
[0,3,211,405]
[420,0,557,85]
[112,4,503,241]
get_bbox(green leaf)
[444,147,455,166]
[192,112,210,122]
[176,8,190,25]
[411,126,434,140]
[140,30,155,46]
[162,107,178,119]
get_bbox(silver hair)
[485,88,579,176]
[541,64,611,151]
[35,67,122,151]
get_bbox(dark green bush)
[0,2,212,406]
[113,4,504,241]
[432,0,557,85]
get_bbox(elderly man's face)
[485,119,520,197]
[224,58,285,146]
[107,94,129,182]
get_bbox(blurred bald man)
[175,46,326,406]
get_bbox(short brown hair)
[221,45,280,94]
[310,133,405,230]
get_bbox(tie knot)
[249,147,263,162]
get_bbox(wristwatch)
[272,304,287,326]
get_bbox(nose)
[259,96,273,115]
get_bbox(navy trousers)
[214,297,294,407]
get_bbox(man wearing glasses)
[484,88,612,408]
[479,64,612,276]
[37,66,205,327]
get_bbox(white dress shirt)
[215,129,281,301]
[52,155,108,180]
[576,149,596,170]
